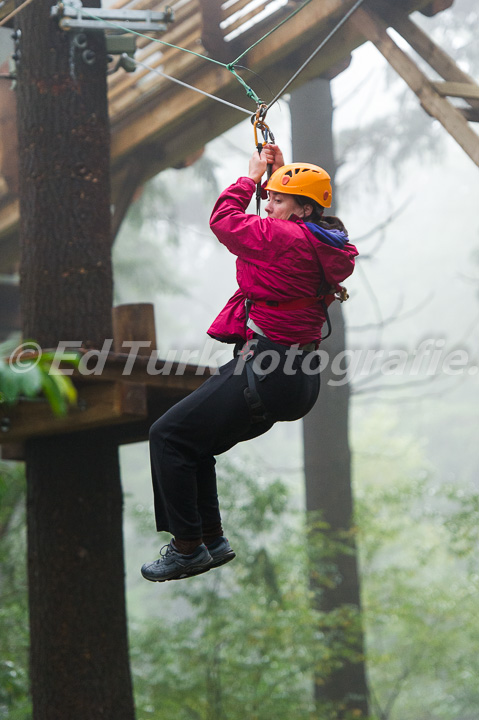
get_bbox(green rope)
[226,65,262,104]
[229,0,313,68]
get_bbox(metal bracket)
[106,36,137,72]
[51,2,174,34]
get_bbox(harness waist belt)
[255,296,320,311]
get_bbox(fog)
[109,15,479,623]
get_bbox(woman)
[141,144,358,582]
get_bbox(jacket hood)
[304,221,348,250]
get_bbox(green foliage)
[354,414,479,720]
[0,463,30,720]
[130,460,366,720]
[1,424,478,719]
[0,342,78,417]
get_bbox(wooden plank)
[222,0,272,37]
[0,0,15,24]
[378,4,479,109]
[112,303,157,353]
[70,356,212,391]
[0,442,24,461]
[351,6,479,168]
[460,107,479,123]
[0,381,148,443]
[431,81,479,101]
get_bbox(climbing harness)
[237,322,269,425]
[248,281,348,344]
[240,281,347,424]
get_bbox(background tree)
[291,78,369,718]
[15,0,135,716]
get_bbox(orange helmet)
[265,163,332,208]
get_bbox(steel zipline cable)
[266,0,367,111]
[127,56,253,116]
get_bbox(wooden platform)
[0,351,212,453]
[0,303,213,457]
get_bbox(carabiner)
[252,103,273,148]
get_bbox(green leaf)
[17,362,43,398]
[0,362,21,404]
[40,372,68,417]
[49,370,77,406]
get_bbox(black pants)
[149,336,320,539]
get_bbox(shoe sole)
[142,560,213,583]
[211,550,236,568]
[185,550,236,578]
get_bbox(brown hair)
[293,195,348,235]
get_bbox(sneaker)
[141,541,213,583]
[183,537,237,579]
[207,536,236,568]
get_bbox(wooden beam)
[351,6,479,168]
[0,0,15,25]
[419,0,454,17]
[69,354,212,392]
[110,158,145,239]
[460,107,479,123]
[376,3,479,110]
[112,302,157,353]
[0,381,148,443]
[431,81,479,101]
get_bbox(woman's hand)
[262,144,285,173]
[248,144,285,184]
[248,150,267,184]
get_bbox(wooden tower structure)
[0,0,478,444]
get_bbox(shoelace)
[156,543,173,562]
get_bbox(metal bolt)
[0,418,11,433]
[73,33,88,49]
[81,49,96,65]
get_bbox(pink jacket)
[207,177,358,346]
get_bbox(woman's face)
[264,191,311,220]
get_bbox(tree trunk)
[16,1,135,717]
[291,79,369,718]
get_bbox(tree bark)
[15,1,135,717]
[291,79,369,718]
